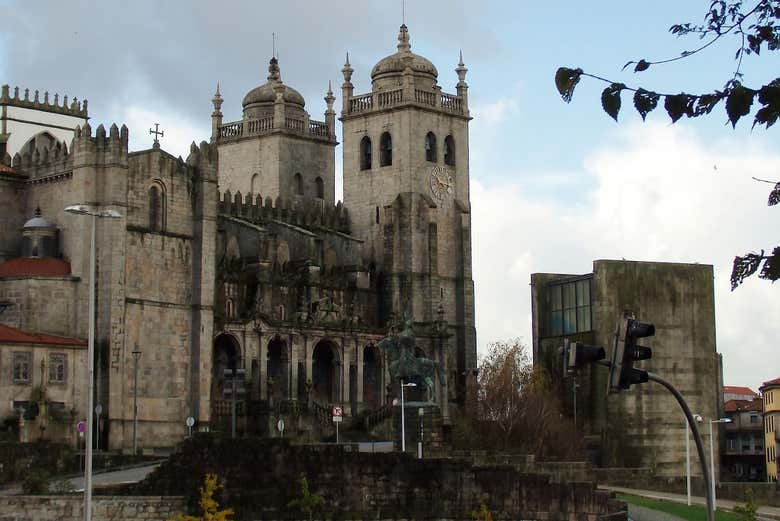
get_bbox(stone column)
[305,337,314,401]
[356,338,364,413]
[289,333,298,400]
[259,332,267,400]
[341,339,349,408]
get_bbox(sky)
[1,0,777,391]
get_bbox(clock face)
[429,165,454,200]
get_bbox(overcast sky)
[1,0,777,391]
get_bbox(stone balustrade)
[346,88,466,115]
[217,116,332,142]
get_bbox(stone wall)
[0,495,186,521]
[0,441,72,484]
[129,436,626,521]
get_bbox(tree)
[554,0,779,288]
[286,474,325,521]
[170,473,234,521]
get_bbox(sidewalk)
[601,485,780,521]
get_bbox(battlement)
[218,190,350,234]
[9,122,129,180]
[1,84,88,118]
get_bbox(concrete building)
[761,377,780,482]
[0,24,476,450]
[531,260,722,478]
[722,396,765,481]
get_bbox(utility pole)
[132,348,141,454]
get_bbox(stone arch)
[20,131,56,156]
[276,240,290,265]
[425,131,437,162]
[444,134,455,166]
[360,136,372,170]
[312,339,340,404]
[379,132,392,167]
[315,176,324,199]
[250,172,260,195]
[148,180,167,232]
[294,172,304,196]
[211,333,241,422]
[363,344,382,409]
[267,336,289,401]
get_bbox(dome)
[23,207,55,229]
[370,25,438,82]
[242,57,305,110]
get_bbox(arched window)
[315,177,324,199]
[294,173,304,196]
[375,206,380,224]
[425,132,437,162]
[380,132,392,167]
[360,136,372,170]
[444,135,455,166]
[149,183,166,232]
[250,173,260,195]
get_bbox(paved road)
[601,485,780,521]
[68,463,160,491]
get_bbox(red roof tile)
[0,257,71,277]
[761,377,780,390]
[0,324,86,347]
[724,399,763,413]
[0,163,15,174]
[723,385,758,396]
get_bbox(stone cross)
[149,123,164,148]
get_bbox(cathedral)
[0,25,476,450]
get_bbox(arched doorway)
[211,333,240,422]
[267,337,288,401]
[363,344,382,409]
[312,340,340,404]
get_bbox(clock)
[428,165,454,200]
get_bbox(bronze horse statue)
[378,315,444,397]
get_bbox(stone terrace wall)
[0,495,185,521]
[129,436,626,521]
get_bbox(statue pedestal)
[392,403,444,454]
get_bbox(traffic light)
[608,311,655,392]
[561,338,606,376]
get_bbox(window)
[149,183,166,232]
[13,352,32,383]
[444,135,455,166]
[294,173,304,196]
[380,132,392,167]
[425,132,437,162]
[548,278,592,336]
[48,353,66,384]
[250,173,260,195]
[727,438,736,451]
[315,177,324,199]
[751,414,760,423]
[375,206,380,224]
[360,136,372,170]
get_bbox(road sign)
[277,419,285,433]
[332,405,343,423]
[185,416,195,427]
[77,421,86,433]
[95,404,102,416]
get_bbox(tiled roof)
[0,324,86,347]
[0,257,71,277]
[761,377,780,390]
[723,385,758,396]
[724,398,763,413]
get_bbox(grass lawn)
[617,494,742,521]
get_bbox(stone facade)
[0,495,186,521]
[531,260,723,478]
[0,24,477,450]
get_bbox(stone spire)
[267,57,282,82]
[341,52,353,84]
[397,24,411,53]
[456,50,469,113]
[456,50,468,85]
[211,83,224,142]
[341,53,354,117]
[325,81,336,136]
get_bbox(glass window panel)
[563,283,576,309]
[576,279,590,306]
[563,309,576,334]
[549,286,562,311]
[577,306,592,332]
[550,311,563,336]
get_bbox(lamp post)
[400,380,416,453]
[131,348,141,455]
[64,204,121,521]
[686,414,703,506]
[710,417,732,515]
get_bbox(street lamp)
[686,414,703,506]
[710,417,732,514]
[400,380,417,453]
[64,204,121,521]
[131,348,142,455]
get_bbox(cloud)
[472,122,779,389]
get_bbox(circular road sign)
[77,421,86,433]
[277,419,285,433]
[95,404,103,416]
[186,416,195,427]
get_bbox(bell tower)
[341,25,476,405]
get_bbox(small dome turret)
[371,25,438,91]
[21,207,58,258]
[242,57,306,119]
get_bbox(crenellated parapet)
[186,140,218,181]
[218,190,350,234]
[0,84,88,118]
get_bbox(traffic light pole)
[647,372,714,521]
